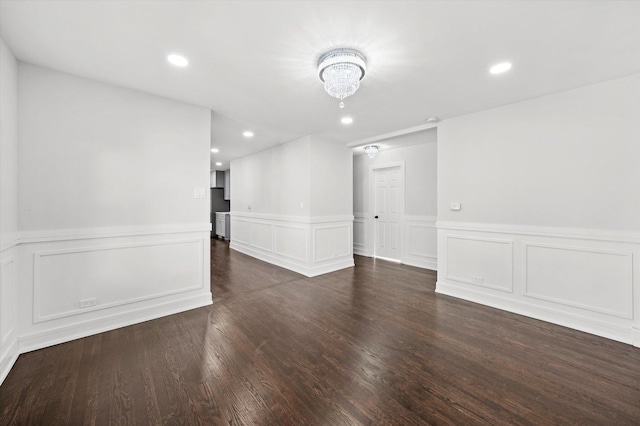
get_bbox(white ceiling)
[1,1,639,170]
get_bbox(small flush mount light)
[211,148,219,153]
[426,117,439,124]
[490,62,512,74]
[167,54,188,67]
[341,117,353,125]
[318,48,367,108]
[243,131,254,138]
[363,145,379,159]
[215,162,222,166]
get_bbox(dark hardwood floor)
[1,238,639,425]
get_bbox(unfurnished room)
[1,1,639,424]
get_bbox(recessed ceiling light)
[215,162,222,166]
[341,117,353,125]
[243,131,254,138]
[167,54,188,67]
[211,148,219,153]
[490,62,512,74]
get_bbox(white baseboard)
[403,257,437,271]
[436,280,632,344]
[18,292,212,355]
[633,327,640,348]
[0,335,19,385]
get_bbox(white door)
[374,166,402,260]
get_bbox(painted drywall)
[310,136,353,217]
[231,135,311,216]
[0,37,19,385]
[18,63,211,231]
[1,38,18,244]
[438,73,640,230]
[353,132,437,217]
[11,63,212,374]
[230,135,354,276]
[436,74,640,347]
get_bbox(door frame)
[368,161,405,261]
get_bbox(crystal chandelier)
[363,145,379,158]
[318,48,367,108]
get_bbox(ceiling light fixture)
[363,145,379,159]
[215,162,222,166]
[243,131,254,138]
[490,62,512,74]
[167,54,188,67]
[341,117,353,125]
[211,148,219,153]
[318,48,366,108]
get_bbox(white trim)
[32,237,206,323]
[18,223,209,244]
[522,242,633,319]
[437,221,640,244]
[633,327,640,348]
[231,241,354,277]
[0,232,18,253]
[231,211,354,224]
[436,280,633,344]
[403,257,437,271]
[18,293,212,355]
[0,335,19,386]
[445,235,514,292]
[347,122,438,148]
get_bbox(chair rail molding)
[436,221,640,347]
[230,212,354,277]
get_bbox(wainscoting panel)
[250,222,273,252]
[353,213,368,256]
[404,216,437,270]
[446,236,513,292]
[436,221,640,346]
[9,225,211,379]
[33,238,204,322]
[230,212,354,277]
[0,247,18,385]
[524,243,633,319]
[313,225,351,263]
[274,225,308,262]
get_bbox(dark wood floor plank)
[1,238,639,425]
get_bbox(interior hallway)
[1,238,639,424]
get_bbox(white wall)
[0,38,19,384]
[353,130,438,270]
[310,136,353,217]
[436,74,640,346]
[230,135,353,277]
[231,135,311,216]
[8,64,212,373]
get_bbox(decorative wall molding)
[523,242,633,319]
[445,235,513,292]
[437,221,640,244]
[354,213,437,271]
[353,213,369,256]
[404,215,437,270]
[18,292,212,355]
[437,222,639,347]
[18,223,209,244]
[0,253,18,386]
[0,225,213,387]
[0,232,18,253]
[231,211,354,224]
[32,238,206,323]
[231,214,354,277]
